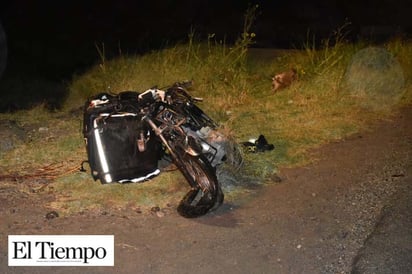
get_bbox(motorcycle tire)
[176,154,224,218]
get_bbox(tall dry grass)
[2,8,411,214]
[64,21,412,179]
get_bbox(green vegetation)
[64,21,412,171]
[2,9,412,215]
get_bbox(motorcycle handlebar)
[165,82,204,103]
[88,81,201,112]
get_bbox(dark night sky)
[1,0,412,79]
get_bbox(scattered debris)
[150,206,166,217]
[38,127,49,133]
[45,210,59,219]
[156,211,165,218]
[270,173,283,183]
[241,135,274,153]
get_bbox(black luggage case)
[83,92,161,184]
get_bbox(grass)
[2,15,412,215]
[50,171,188,215]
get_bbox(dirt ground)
[1,104,411,274]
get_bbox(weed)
[3,9,412,215]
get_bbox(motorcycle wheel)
[177,154,224,218]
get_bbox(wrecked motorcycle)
[83,82,224,218]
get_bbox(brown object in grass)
[272,68,297,92]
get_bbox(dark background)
[1,0,412,77]
[0,0,411,109]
